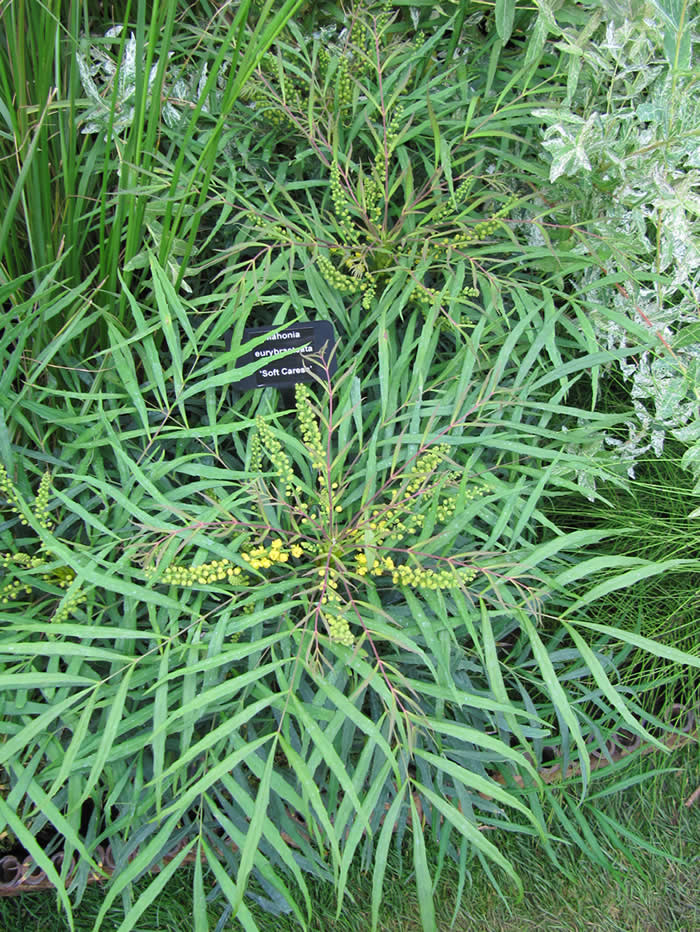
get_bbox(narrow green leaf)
[337,759,394,916]
[480,599,528,750]
[0,796,75,929]
[569,620,700,668]
[231,740,276,915]
[561,621,667,751]
[202,837,262,932]
[562,560,699,613]
[0,689,89,767]
[80,665,134,805]
[371,784,407,932]
[495,0,516,44]
[410,793,436,932]
[111,841,197,932]
[193,843,208,932]
[413,749,541,833]
[290,695,371,836]
[517,611,590,790]
[414,782,523,893]
[278,736,342,876]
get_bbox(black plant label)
[231,322,336,390]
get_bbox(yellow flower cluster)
[317,255,361,295]
[244,7,377,132]
[33,471,53,530]
[435,497,457,524]
[354,552,475,590]
[295,384,325,469]
[145,559,247,587]
[336,57,354,112]
[0,464,40,527]
[0,464,18,505]
[359,504,414,543]
[241,538,291,570]
[323,608,354,647]
[146,389,486,652]
[49,565,77,588]
[390,563,476,589]
[330,160,358,244]
[0,466,83,619]
[295,384,343,521]
[360,275,377,311]
[430,197,516,255]
[406,445,451,494]
[0,576,33,603]
[385,104,404,156]
[1,551,44,570]
[317,130,515,320]
[51,586,87,625]
[250,417,294,499]
[364,175,382,227]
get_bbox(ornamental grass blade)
[561,559,700,613]
[570,620,700,667]
[480,598,529,750]
[413,749,542,835]
[290,694,371,837]
[206,788,310,927]
[560,620,667,751]
[277,736,342,875]
[337,759,394,916]
[202,838,262,932]
[106,322,151,436]
[495,0,516,44]
[158,734,272,818]
[311,673,398,778]
[14,767,98,872]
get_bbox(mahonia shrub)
[227,7,547,331]
[118,340,700,929]
[144,380,486,649]
[6,273,700,930]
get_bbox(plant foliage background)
[0,1,698,930]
